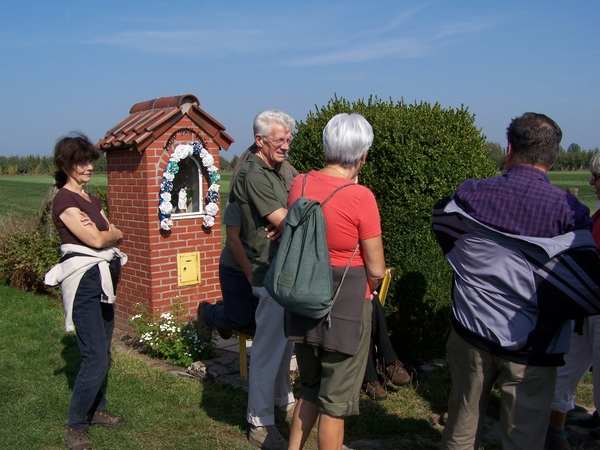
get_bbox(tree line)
[0,154,107,175]
[484,142,599,172]
[0,143,597,176]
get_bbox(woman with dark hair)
[286,113,386,450]
[44,132,126,450]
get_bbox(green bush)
[0,215,61,293]
[288,95,497,360]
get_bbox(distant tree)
[567,143,582,153]
[94,154,107,173]
[484,142,504,170]
[230,155,239,171]
[218,156,231,171]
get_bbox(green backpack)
[264,174,359,323]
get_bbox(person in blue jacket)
[432,113,600,450]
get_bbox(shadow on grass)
[55,333,80,390]
[54,333,112,397]
[347,397,443,448]
[199,380,250,431]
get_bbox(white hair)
[323,113,373,168]
[253,110,295,137]
[590,153,600,176]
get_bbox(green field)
[0,171,596,220]
[0,173,234,221]
[0,175,107,220]
[547,171,597,210]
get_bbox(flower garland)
[159,141,220,230]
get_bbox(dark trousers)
[203,263,258,331]
[67,265,114,429]
[363,297,398,383]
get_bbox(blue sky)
[1,1,598,158]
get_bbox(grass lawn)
[0,285,257,449]
[0,284,596,449]
[0,284,452,449]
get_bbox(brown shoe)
[64,427,92,450]
[363,380,387,401]
[195,302,213,343]
[90,410,126,428]
[386,360,411,387]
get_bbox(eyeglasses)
[263,136,292,147]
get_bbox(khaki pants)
[295,299,372,417]
[441,329,557,450]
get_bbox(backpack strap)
[326,242,360,329]
[301,172,356,206]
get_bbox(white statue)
[178,187,187,212]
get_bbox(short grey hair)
[323,113,373,168]
[253,110,295,137]
[590,152,600,176]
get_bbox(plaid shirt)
[455,165,592,238]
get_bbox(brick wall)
[106,120,222,331]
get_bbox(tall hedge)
[288,96,497,360]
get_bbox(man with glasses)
[232,110,296,450]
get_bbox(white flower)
[159,202,173,215]
[173,144,193,162]
[160,192,172,202]
[164,172,175,181]
[203,215,215,228]
[160,218,173,230]
[160,312,173,319]
[202,154,214,167]
[208,184,220,192]
[205,202,219,216]
[199,148,208,158]
[207,165,218,173]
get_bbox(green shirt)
[232,153,288,287]
[219,201,253,271]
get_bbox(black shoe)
[579,410,600,429]
[217,328,232,340]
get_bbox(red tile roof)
[98,94,234,152]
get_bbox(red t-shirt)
[287,171,382,268]
[52,188,108,246]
